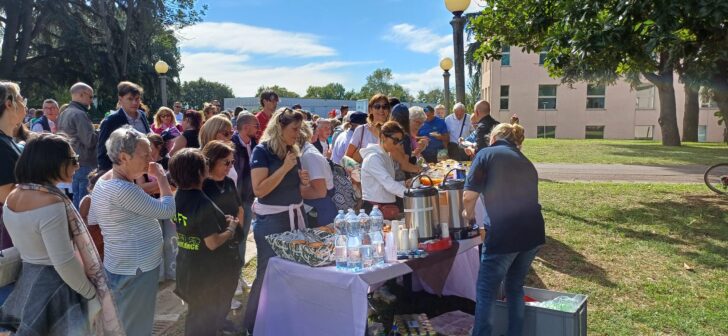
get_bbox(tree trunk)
[120,0,135,79]
[682,85,700,142]
[0,0,22,79]
[644,70,681,146]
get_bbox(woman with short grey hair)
[90,125,175,335]
[409,106,429,159]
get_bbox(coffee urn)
[440,169,465,235]
[403,174,440,241]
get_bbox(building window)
[537,126,556,138]
[586,84,606,109]
[537,85,557,109]
[538,50,547,65]
[500,85,509,110]
[585,126,605,139]
[501,46,510,66]
[700,95,717,108]
[634,125,654,140]
[636,84,655,109]
[698,125,707,142]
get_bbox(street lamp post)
[440,57,453,114]
[154,60,170,107]
[445,0,469,105]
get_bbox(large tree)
[357,68,413,102]
[305,83,347,99]
[255,85,300,98]
[0,0,205,120]
[469,0,701,146]
[181,78,234,110]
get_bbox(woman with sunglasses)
[243,108,313,334]
[2,133,126,335]
[344,94,390,163]
[199,115,238,184]
[200,140,245,330]
[152,106,183,135]
[0,81,27,250]
[359,121,408,213]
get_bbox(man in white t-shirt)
[444,102,473,160]
[173,101,184,122]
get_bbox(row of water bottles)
[333,206,386,272]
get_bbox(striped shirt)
[90,178,175,275]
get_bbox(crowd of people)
[0,78,544,336]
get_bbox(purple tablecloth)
[254,238,480,336]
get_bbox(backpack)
[328,159,358,211]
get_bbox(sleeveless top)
[183,129,200,149]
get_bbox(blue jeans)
[472,246,541,336]
[105,266,160,336]
[72,165,93,209]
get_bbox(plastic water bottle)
[334,210,347,235]
[369,206,385,265]
[334,210,348,270]
[345,209,362,271]
[358,210,373,269]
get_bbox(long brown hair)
[261,107,305,159]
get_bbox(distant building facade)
[481,46,723,142]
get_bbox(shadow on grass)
[537,235,618,288]
[547,194,728,271]
[602,143,728,166]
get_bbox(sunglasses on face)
[68,154,80,166]
[385,134,405,145]
[220,130,232,138]
[372,103,390,110]
[221,159,234,167]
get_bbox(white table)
[254,238,481,336]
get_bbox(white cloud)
[384,24,452,57]
[393,66,451,94]
[179,51,375,97]
[393,66,473,96]
[177,22,336,58]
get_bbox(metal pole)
[450,13,466,105]
[160,75,168,107]
[443,70,451,114]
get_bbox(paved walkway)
[535,163,707,183]
[152,232,257,335]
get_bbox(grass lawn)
[535,182,727,335]
[166,182,727,335]
[522,139,728,166]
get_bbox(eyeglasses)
[68,155,80,166]
[385,134,406,145]
[220,130,232,138]
[372,103,390,110]
[277,108,302,125]
[221,159,234,167]
[174,106,182,109]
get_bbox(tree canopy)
[304,83,349,100]
[255,85,300,98]
[181,78,234,110]
[356,68,413,102]
[0,0,206,121]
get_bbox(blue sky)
[177,0,483,97]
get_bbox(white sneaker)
[230,298,242,310]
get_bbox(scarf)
[16,183,125,336]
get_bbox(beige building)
[481,46,724,142]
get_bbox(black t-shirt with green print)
[173,189,238,302]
